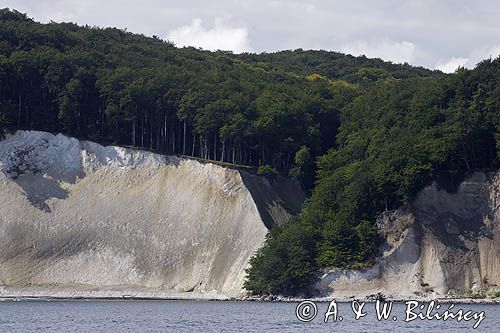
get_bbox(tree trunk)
[183,121,187,155]
[220,139,225,162]
[177,121,181,153]
[213,133,217,161]
[18,95,22,128]
[171,125,175,153]
[150,112,153,149]
[164,115,167,152]
[191,135,196,156]
[26,105,29,129]
[101,106,104,139]
[204,135,208,159]
[132,120,136,146]
[141,115,144,147]
[156,121,160,149]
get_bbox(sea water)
[0,300,497,332]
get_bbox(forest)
[1,8,499,295]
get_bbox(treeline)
[245,57,500,295]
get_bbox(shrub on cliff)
[244,217,318,296]
[257,165,278,179]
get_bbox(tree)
[244,218,317,296]
[59,78,82,135]
[289,145,312,188]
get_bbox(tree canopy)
[0,8,439,177]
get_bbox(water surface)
[0,300,497,332]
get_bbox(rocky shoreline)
[1,287,499,304]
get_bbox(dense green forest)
[1,9,499,296]
[245,59,500,295]
[0,9,438,174]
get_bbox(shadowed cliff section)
[0,131,304,299]
[240,172,305,229]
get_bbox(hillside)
[0,8,440,180]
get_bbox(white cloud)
[166,18,251,53]
[268,1,316,13]
[340,39,416,64]
[435,43,500,73]
[488,44,500,58]
[468,44,500,66]
[435,57,469,73]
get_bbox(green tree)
[244,218,317,296]
[289,145,312,187]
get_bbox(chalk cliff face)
[0,131,304,299]
[319,172,500,299]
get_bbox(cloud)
[268,1,316,13]
[166,18,251,53]
[435,57,469,73]
[340,39,416,64]
[435,43,500,73]
[468,43,500,66]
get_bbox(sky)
[2,0,500,73]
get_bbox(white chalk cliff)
[319,171,500,299]
[0,131,304,299]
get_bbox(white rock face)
[318,172,500,300]
[0,131,304,299]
